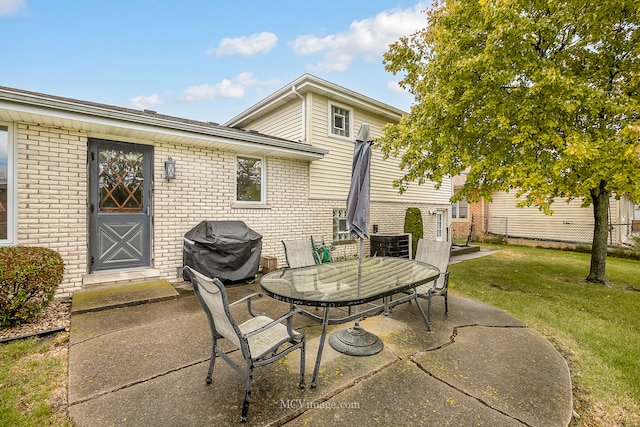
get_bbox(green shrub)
[404,207,424,258]
[575,243,592,253]
[632,236,640,255]
[478,234,508,245]
[607,245,640,261]
[0,247,64,326]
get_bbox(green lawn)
[449,245,640,427]
[0,333,71,426]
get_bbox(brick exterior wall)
[152,143,318,280]
[14,124,451,298]
[16,124,88,298]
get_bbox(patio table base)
[328,324,383,356]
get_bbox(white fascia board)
[0,92,327,160]
[224,74,406,127]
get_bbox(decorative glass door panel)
[99,149,144,212]
[89,139,152,272]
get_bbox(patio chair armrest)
[243,308,305,340]
[441,271,450,287]
[429,271,450,293]
[230,292,262,317]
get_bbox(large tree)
[380,0,640,283]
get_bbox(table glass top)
[260,257,439,307]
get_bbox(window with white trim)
[330,104,351,138]
[235,156,265,203]
[452,199,468,219]
[0,124,14,243]
[333,208,351,242]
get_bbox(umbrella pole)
[354,238,363,326]
[328,237,383,356]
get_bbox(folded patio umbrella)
[346,124,373,239]
[329,123,382,356]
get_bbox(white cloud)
[130,94,162,111]
[316,53,353,72]
[387,80,407,94]
[291,34,336,55]
[182,72,259,102]
[0,0,26,16]
[207,32,278,57]
[291,3,427,72]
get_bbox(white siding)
[487,191,635,245]
[236,101,304,142]
[489,192,594,219]
[307,93,451,204]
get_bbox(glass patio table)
[260,256,439,387]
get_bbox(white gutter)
[291,85,306,143]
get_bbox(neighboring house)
[451,170,638,247]
[225,74,453,256]
[0,85,327,298]
[485,191,639,247]
[450,173,487,245]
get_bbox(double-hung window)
[0,124,15,244]
[235,155,265,203]
[330,104,351,138]
[452,199,468,219]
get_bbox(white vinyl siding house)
[225,74,454,251]
[306,95,452,204]
[487,191,638,247]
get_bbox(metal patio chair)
[413,239,452,328]
[282,238,318,268]
[282,238,343,303]
[184,266,306,422]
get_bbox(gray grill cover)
[183,221,262,283]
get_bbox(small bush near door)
[0,247,64,326]
[404,208,424,258]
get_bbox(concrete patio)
[67,253,573,426]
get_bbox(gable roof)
[224,74,406,128]
[0,85,327,161]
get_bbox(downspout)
[291,86,306,143]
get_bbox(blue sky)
[1,0,430,123]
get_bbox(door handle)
[146,206,150,217]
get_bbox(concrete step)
[71,280,179,315]
[451,245,481,257]
[82,268,163,288]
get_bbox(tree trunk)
[587,182,609,284]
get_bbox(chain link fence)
[451,215,638,248]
